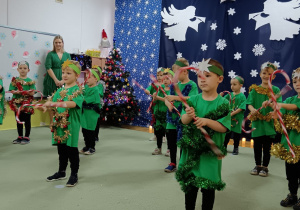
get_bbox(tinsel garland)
[50,87,82,144]
[271,143,300,164]
[11,77,35,88]
[9,96,34,114]
[249,84,271,98]
[274,114,300,133]
[176,103,229,193]
[153,110,167,131]
[248,112,273,122]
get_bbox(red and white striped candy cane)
[268,70,295,157]
[132,79,156,113]
[221,91,232,104]
[6,90,44,103]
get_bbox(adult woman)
[43,35,70,125]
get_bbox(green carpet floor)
[0,126,289,210]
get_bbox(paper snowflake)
[228,8,236,16]
[190,61,199,68]
[234,52,242,60]
[233,27,241,35]
[228,70,236,78]
[252,44,266,56]
[241,87,246,94]
[201,44,208,51]
[250,69,259,77]
[198,58,211,72]
[210,23,218,30]
[293,71,300,79]
[274,61,280,68]
[216,39,227,50]
[177,52,183,59]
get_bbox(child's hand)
[166,95,176,102]
[37,106,47,113]
[219,92,224,97]
[185,107,195,119]
[193,117,208,129]
[262,100,270,108]
[250,109,258,115]
[43,101,53,107]
[144,90,150,95]
[165,100,173,112]
[152,92,157,101]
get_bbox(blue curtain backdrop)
[114,0,300,127]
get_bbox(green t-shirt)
[166,80,198,130]
[9,77,36,100]
[179,94,231,189]
[153,86,170,130]
[246,85,282,138]
[280,95,300,151]
[51,85,83,147]
[224,92,246,134]
[0,79,5,124]
[81,85,101,130]
[146,84,157,95]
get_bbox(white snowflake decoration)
[190,61,199,68]
[227,8,236,16]
[177,52,183,59]
[293,71,300,79]
[274,61,280,68]
[234,52,242,60]
[198,58,211,72]
[252,44,266,56]
[250,69,259,77]
[228,70,236,78]
[201,44,208,51]
[241,87,246,94]
[216,39,227,50]
[233,27,241,35]
[210,23,218,30]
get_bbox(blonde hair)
[292,67,300,80]
[260,62,277,73]
[52,35,65,52]
[172,57,189,70]
[63,60,81,75]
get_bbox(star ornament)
[250,69,258,77]
[292,71,300,79]
[198,58,211,73]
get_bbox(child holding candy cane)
[9,61,36,144]
[42,60,83,187]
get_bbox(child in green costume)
[266,68,300,208]
[42,60,83,187]
[9,61,36,144]
[223,76,246,155]
[0,76,5,125]
[95,66,105,142]
[246,62,282,177]
[151,69,173,155]
[179,58,231,210]
[164,57,198,173]
[80,67,101,155]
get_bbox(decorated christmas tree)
[101,40,139,124]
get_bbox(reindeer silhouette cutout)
[161,4,206,42]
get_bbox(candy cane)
[268,70,295,157]
[242,84,292,133]
[6,90,44,103]
[221,91,232,104]
[132,79,156,113]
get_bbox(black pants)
[253,136,273,167]
[286,161,300,195]
[154,128,165,149]
[166,129,177,164]
[82,128,96,149]
[57,144,79,176]
[95,117,101,140]
[16,112,31,137]
[224,131,241,149]
[185,186,215,210]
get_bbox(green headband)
[18,61,29,69]
[175,60,187,67]
[96,66,102,74]
[91,69,100,81]
[69,64,81,75]
[164,69,174,76]
[208,65,223,76]
[234,76,244,84]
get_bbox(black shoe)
[12,136,22,144]
[66,175,78,187]
[20,137,30,145]
[280,193,297,207]
[46,172,66,182]
[232,148,239,155]
[79,147,88,154]
[85,148,95,155]
[293,198,300,210]
[95,137,99,142]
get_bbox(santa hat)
[102,29,108,39]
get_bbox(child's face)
[293,77,300,95]
[54,38,63,51]
[157,71,164,83]
[17,64,29,77]
[86,74,98,86]
[260,68,275,85]
[162,73,172,86]
[62,67,78,85]
[197,71,223,92]
[230,78,242,92]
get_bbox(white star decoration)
[210,23,218,30]
[201,44,208,51]
[234,52,242,60]
[293,72,300,79]
[198,58,212,72]
[228,70,236,78]
[250,69,258,77]
[241,87,246,94]
[228,8,236,16]
[177,52,183,59]
[233,27,241,35]
[274,61,280,68]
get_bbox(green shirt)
[0,79,5,124]
[146,84,157,95]
[81,85,101,130]
[98,81,105,109]
[246,85,282,138]
[280,95,300,151]
[224,92,246,134]
[153,86,170,130]
[166,80,198,129]
[52,85,83,147]
[179,94,231,189]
